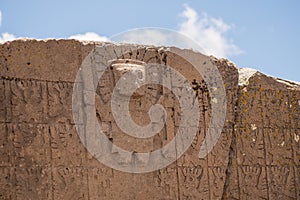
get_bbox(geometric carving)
[0,167,14,199]
[12,124,50,166]
[0,79,11,122]
[179,165,209,199]
[267,166,296,199]
[154,167,178,199]
[0,124,13,166]
[265,128,293,166]
[0,79,5,122]
[222,166,240,200]
[238,166,268,199]
[262,90,290,128]
[50,124,86,166]
[47,82,73,123]
[53,167,88,199]
[236,127,265,165]
[291,130,300,166]
[88,168,113,199]
[208,129,232,167]
[15,167,51,200]
[288,90,300,129]
[209,167,227,199]
[296,167,300,199]
[237,89,263,127]
[11,80,47,123]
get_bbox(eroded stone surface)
[0,39,299,199]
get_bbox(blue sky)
[0,0,299,82]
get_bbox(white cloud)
[109,5,242,58]
[0,10,17,43]
[0,6,241,58]
[69,32,109,42]
[112,29,170,46]
[178,4,242,58]
[0,32,16,43]
[110,28,206,53]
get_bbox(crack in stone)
[221,85,240,199]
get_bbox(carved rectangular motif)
[53,167,88,199]
[50,124,85,166]
[0,167,15,199]
[238,166,268,199]
[0,79,11,122]
[264,128,293,166]
[236,127,265,165]
[15,167,52,200]
[47,82,73,123]
[178,166,209,199]
[11,80,47,123]
[267,166,296,199]
[0,124,13,166]
[12,124,51,167]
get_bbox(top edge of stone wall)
[1,39,99,82]
[0,39,235,83]
[1,39,298,92]
[238,67,300,91]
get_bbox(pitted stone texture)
[223,72,300,200]
[0,39,299,200]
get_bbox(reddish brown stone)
[0,39,299,199]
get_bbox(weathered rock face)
[0,39,299,199]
